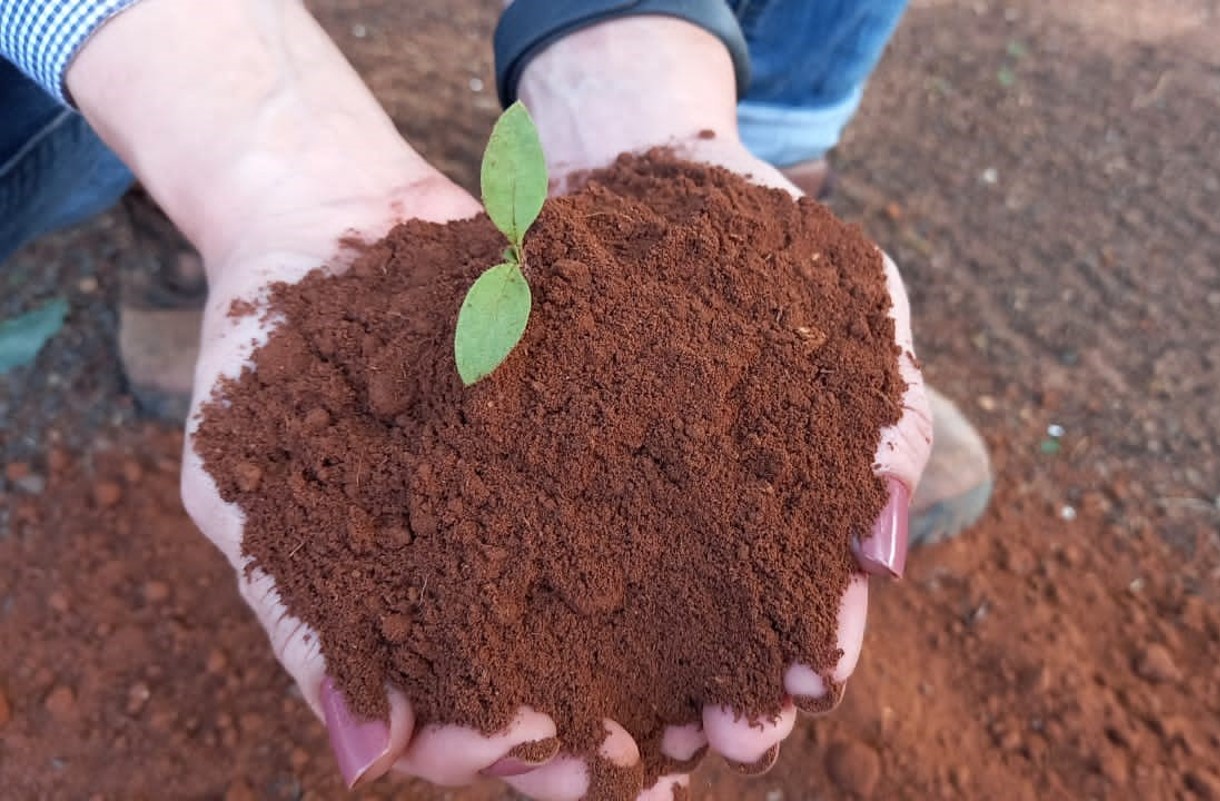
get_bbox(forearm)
[514,16,740,173]
[66,0,434,267]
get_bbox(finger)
[786,573,869,714]
[392,706,558,785]
[320,680,415,788]
[184,431,416,787]
[660,721,708,768]
[502,754,588,801]
[702,699,796,775]
[184,364,416,789]
[222,562,416,788]
[856,253,933,578]
[637,773,691,801]
[505,719,640,801]
[229,566,329,715]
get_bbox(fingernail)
[480,757,544,778]
[480,737,560,778]
[853,477,910,578]
[793,681,845,716]
[725,743,780,776]
[321,678,391,788]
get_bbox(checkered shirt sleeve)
[1,1,143,104]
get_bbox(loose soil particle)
[196,153,903,795]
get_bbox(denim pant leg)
[0,59,134,265]
[728,0,910,167]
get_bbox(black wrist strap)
[494,0,751,108]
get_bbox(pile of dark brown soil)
[194,153,903,796]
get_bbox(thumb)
[854,252,934,578]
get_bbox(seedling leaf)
[454,263,532,385]
[481,101,547,247]
[0,297,68,374]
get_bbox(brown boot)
[781,158,836,201]
[118,189,205,423]
[910,387,993,544]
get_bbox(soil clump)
[194,152,904,794]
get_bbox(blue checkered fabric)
[1,1,142,104]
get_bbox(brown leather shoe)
[118,189,204,423]
[910,387,993,544]
[781,158,836,201]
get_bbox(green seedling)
[454,101,548,385]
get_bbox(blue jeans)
[0,61,134,265]
[0,0,907,262]
[729,0,910,166]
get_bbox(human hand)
[510,15,935,797]
[65,0,640,795]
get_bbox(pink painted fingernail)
[480,737,560,778]
[481,756,544,778]
[321,678,391,788]
[853,478,910,578]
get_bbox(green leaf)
[454,263,532,385]
[481,101,548,247]
[0,297,68,374]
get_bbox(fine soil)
[194,153,904,795]
[1,0,1217,799]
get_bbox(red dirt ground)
[2,0,1217,799]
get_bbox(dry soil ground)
[2,0,1218,799]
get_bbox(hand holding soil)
[71,4,930,800]
[190,140,932,801]
[185,14,933,801]
[177,173,627,795]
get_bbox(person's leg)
[0,59,134,264]
[728,1,994,544]
[727,0,909,172]
[2,60,201,421]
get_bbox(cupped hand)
[175,138,931,801]
[505,128,934,799]
[69,0,671,793]
[670,132,933,767]
[177,166,592,792]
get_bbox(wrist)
[515,16,740,175]
[67,0,437,266]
